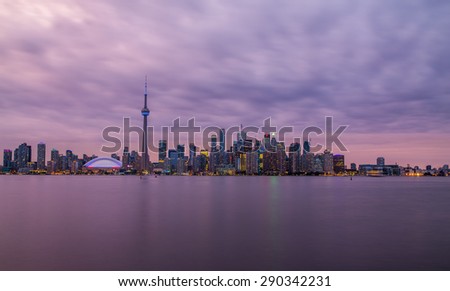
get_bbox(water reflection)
[0,176,450,270]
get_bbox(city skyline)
[2,138,449,176]
[1,1,450,168]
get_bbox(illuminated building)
[310,154,323,173]
[177,144,185,158]
[323,149,334,174]
[3,149,12,170]
[377,157,385,167]
[244,139,253,153]
[158,140,167,162]
[130,150,141,170]
[303,140,310,155]
[188,143,196,170]
[333,154,345,174]
[288,143,300,175]
[66,150,73,172]
[301,152,314,173]
[277,143,287,175]
[219,128,225,152]
[168,149,177,172]
[196,150,208,173]
[16,143,31,170]
[51,149,60,172]
[209,151,219,173]
[210,134,217,152]
[122,146,130,169]
[37,143,46,170]
[83,157,122,173]
[263,133,271,152]
[176,157,186,175]
[246,151,259,175]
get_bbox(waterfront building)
[245,151,259,175]
[177,144,185,158]
[219,128,225,152]
[16,143,31,170]
[333,154,345,174]
[37,143,46,170]
[3,149,12,171]
[188,143,196,171]
[323,149,334,175]
[301,152,314,173]
[312,154,324,173]
[122,146,130,169]
[168,149,178,172]
[176,157,187,175]
[210,134,217,152]
[209,151,219,173]
[377,157,385,167]
[288,142,301,175]
[50,149,60,172]
[277,143,287,175]
[303,140,310,155]
[158,140,167,162]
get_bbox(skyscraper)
[288,143,301,174]
[141,76,150,172]
[168,149,178,171]
[303,140,310,155]
[177,144,185,158]
[210,134,217,152]
[323,149,334,174]
[263,133,271,152]
[189,143,197,169]
[219,128,225,152]
[158,140,167,162]
[377,157,385,167]
[122,146,130,168]
[333,154,345,174]
[37,143,46,170]
[209,151,220,173]
[66,150,73,169]
[3,149,12,170]
[51,148,60,172]
[16,143,31,169]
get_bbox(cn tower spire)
[144,75,148,107]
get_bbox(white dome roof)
[84,157,122,169]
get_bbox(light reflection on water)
[0,176,449,270]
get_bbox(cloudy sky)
[1,0,449,167]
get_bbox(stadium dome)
[84,157,122,169]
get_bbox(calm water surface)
[0,176,449,270]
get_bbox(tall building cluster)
[2,139,448,176]
[141,128,349,176]
[1,143,99,174]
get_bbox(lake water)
[0,176,449,271]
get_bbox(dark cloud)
[1,0,450,166]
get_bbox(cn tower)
[141,76,150,172]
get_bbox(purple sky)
[1,0,450,167]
